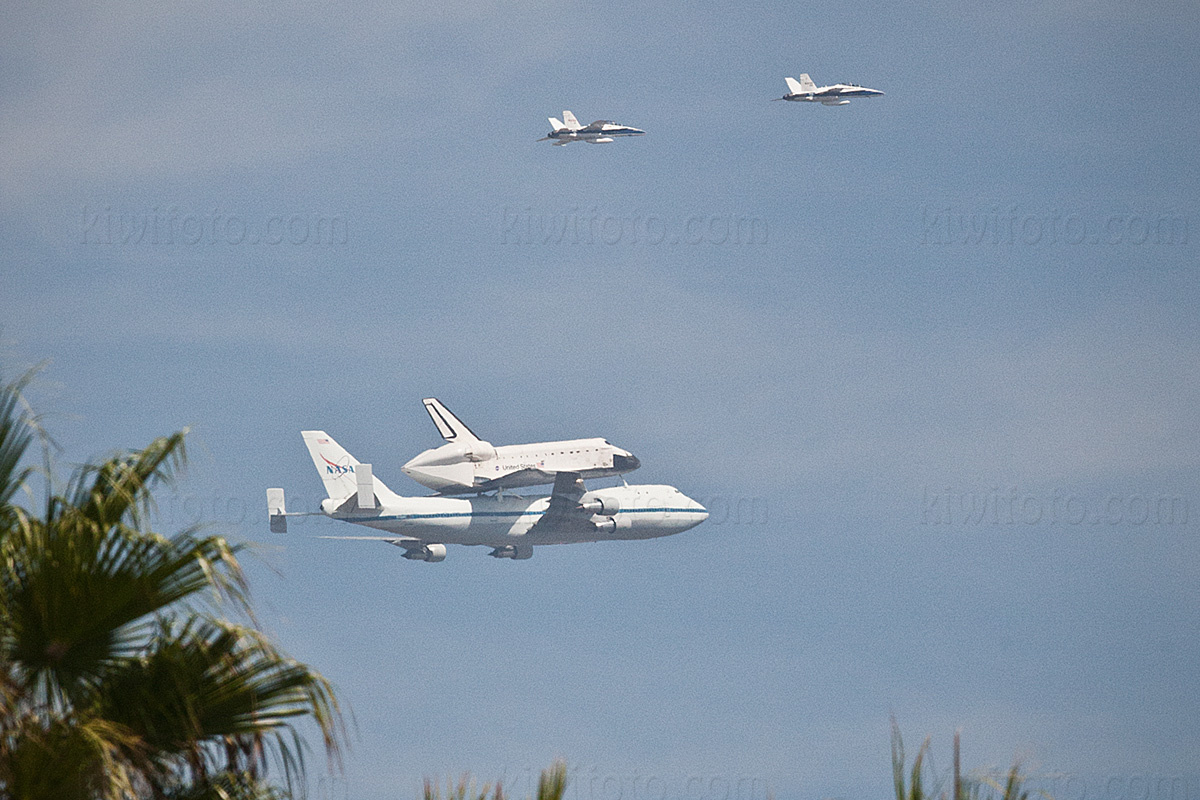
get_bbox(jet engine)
[579,492,620,516]
[489,544,533,560]
[399,543,447,562]
[591,517,617,534]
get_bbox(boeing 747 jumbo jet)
[538,110,645,145]
[402,398,641,494]
[267,431,707,562]
[775,74,884,105]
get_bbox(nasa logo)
[321,454,354,475]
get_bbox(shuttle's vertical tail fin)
[562,110,583,131]
[421,398,483,444]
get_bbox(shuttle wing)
[460,467,559,494]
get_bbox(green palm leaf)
[1,368,345,800]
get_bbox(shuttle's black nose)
[614,453,640,471]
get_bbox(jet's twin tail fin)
[561,110,583,131]
[784,77,805,95]
[548,116,565,131]
[797,74,818,92]
[421,398,484,444]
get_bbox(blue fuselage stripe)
[343,508,704,523]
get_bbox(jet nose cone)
[678,495,709,532]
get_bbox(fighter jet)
[267,431,706,561]
[401,398,640,494]
[775,74,884,105]
[538,110,645,145]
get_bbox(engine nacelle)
[592,517,617,534]
[400,543,447,562]
[579,492,620,516]
[489,544,533,560]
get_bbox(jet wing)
[318,534,423,544]
[318,534,430,553]
[526,472,595,537]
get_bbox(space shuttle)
[401,398,641,494]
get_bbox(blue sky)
[3,1,1199,798]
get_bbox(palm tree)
[0,368,343,800]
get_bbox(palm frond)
[0,710,147,800]
[159,769,292,800]
[0,378,345,799]
[537,760,568,800]
[0,366,42,517]
[1,514,249,706]
[99,617,343,790]
[63,429,189,532]
[890,717,932,800]
[424,774,503,800]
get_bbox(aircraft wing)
[460,467,559,494]
[318,534,423,544]
[526,472,596,536]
